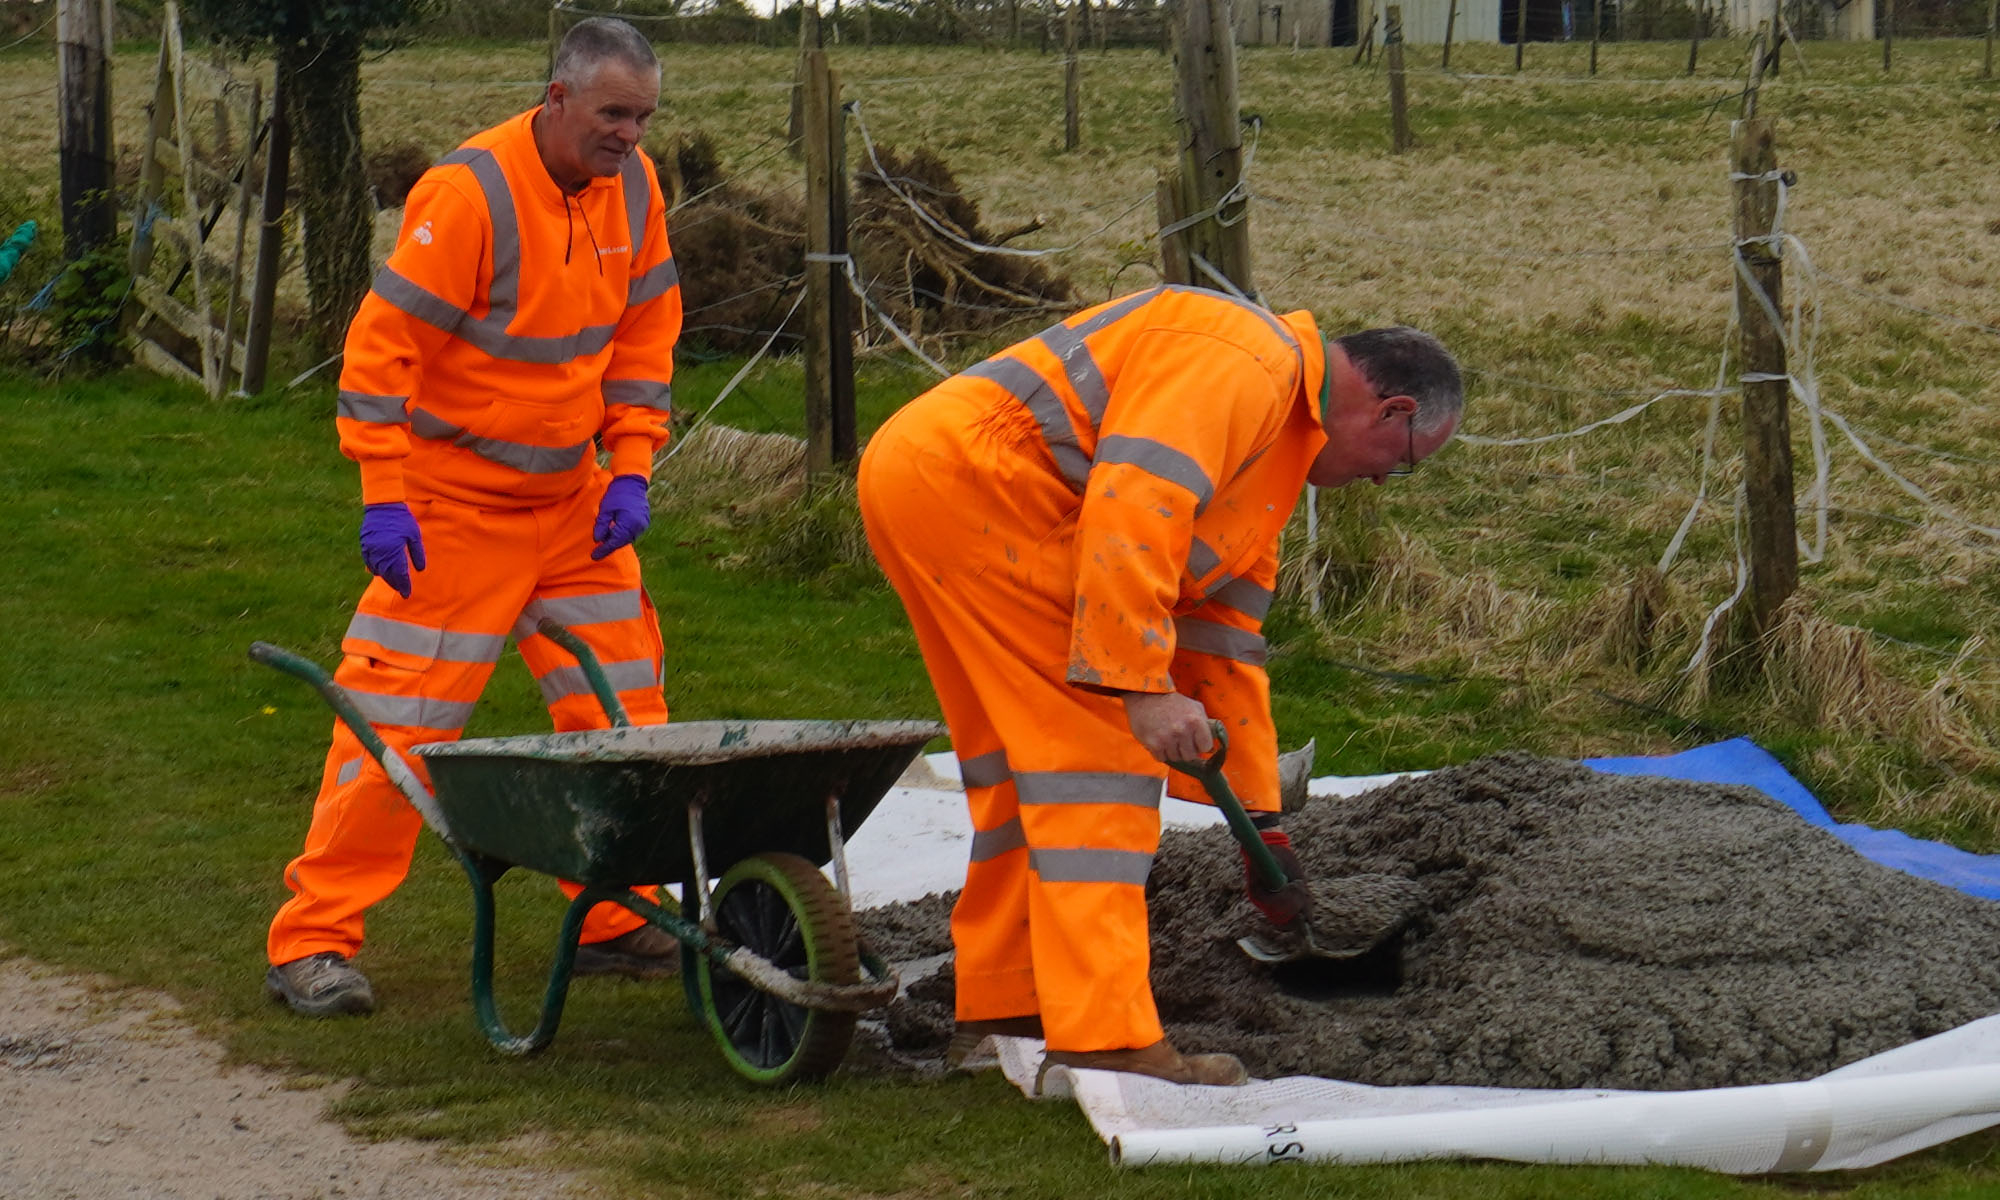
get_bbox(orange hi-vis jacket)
[937,284,1326,810]
[335,108,681,509]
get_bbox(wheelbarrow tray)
[413,719,943,887]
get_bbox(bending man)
[858,285,1463,1084]
[265,17,682,1016]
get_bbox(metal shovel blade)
[1236,873,1425,964]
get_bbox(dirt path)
[0,950,579,1200]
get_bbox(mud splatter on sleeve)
[1065,331,1287,694]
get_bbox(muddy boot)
[1039,1039,1248,1087]
[575,925,679,980]
[265,952,375,1017]
[946,1015,1044,1071]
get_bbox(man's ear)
[1381,394,1418,420]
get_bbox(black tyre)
[695,852,859,1084]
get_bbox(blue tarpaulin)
[1586,737,2000,901]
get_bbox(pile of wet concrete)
[857,753,2000,1090]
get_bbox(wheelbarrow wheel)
[695,851,859,1085]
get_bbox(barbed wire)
[850,100,1154,259]
[665,282,808,456]
[1809,267,2000,337]
[1250,196,1732,262]
[1,12,55,54]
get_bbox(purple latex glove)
[359,502,426,598]
[591,474,651,560]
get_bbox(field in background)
[4,32,2000,1196]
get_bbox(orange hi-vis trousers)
[267,473,668,967]
[860,397,1183,1055]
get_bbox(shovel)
[1170,721,1423,965]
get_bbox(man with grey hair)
[859,286,1462,1085]
[263,16,684,1017]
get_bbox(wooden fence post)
[1987,0,1996,79]
[57,0,117,260]
[1731,116,1796,644]
[1591,0,1602,75]
[1155,171,1191,284]
[241,73,288,395]
[789,7,820,155]
[1170,0,1254,298]
[1687,0,1702,75]
[1064,2,1080,150]
[1442,0,1457,69]
[1515,0,1527,72]
[801,48,855,476]
[1386,5,1411,154]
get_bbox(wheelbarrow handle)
[246,641,444,829]
[1168,719,1295,894]
[533,618,631,728]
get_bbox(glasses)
[1386,411,1418,478]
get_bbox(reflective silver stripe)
[371,266,468,333]
[415,148,623,365]
[1016,771,1162,809]
[963,356,1090,490]
[446,148,521,325]
[1206,574,1274,620]
[453,319,618,366]
[536,657,661,705]
[1030,847,1153,885]
[620,153,650,263]
[345,613,507,663]
[337,390,409,424]
[1094,434,1215,513]
[628,257,678,306]
[409,407,591,475]
[1186,538,1222,581]
[969,816,1027,862]
[1161,283,1299,354]
[959,749,1013,789]
[350,689,475,731]
[1036,321,1110,424]
[519,590,644,635]
[1069,288,1160,338]
[604,378,672,411]
[1175,617,1268,666]
[373,263,620,364]
[334,757,362,787]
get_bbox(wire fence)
[631,32,2000,689]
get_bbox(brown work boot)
[575,924,679,980]
[945,1015,1045,1070]
[1039,1039,1249,1088]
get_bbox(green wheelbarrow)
[250,621,943,1085]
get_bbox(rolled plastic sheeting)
[1102,1066,2000,1170]
[989,1013,2000,1173]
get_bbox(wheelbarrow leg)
[458,847,595,1056]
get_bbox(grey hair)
[1333,326,1465,436]
[551,17,658,89]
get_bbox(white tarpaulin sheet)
[847,754,2000,1171]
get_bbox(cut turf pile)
[859,753,2000,1089]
